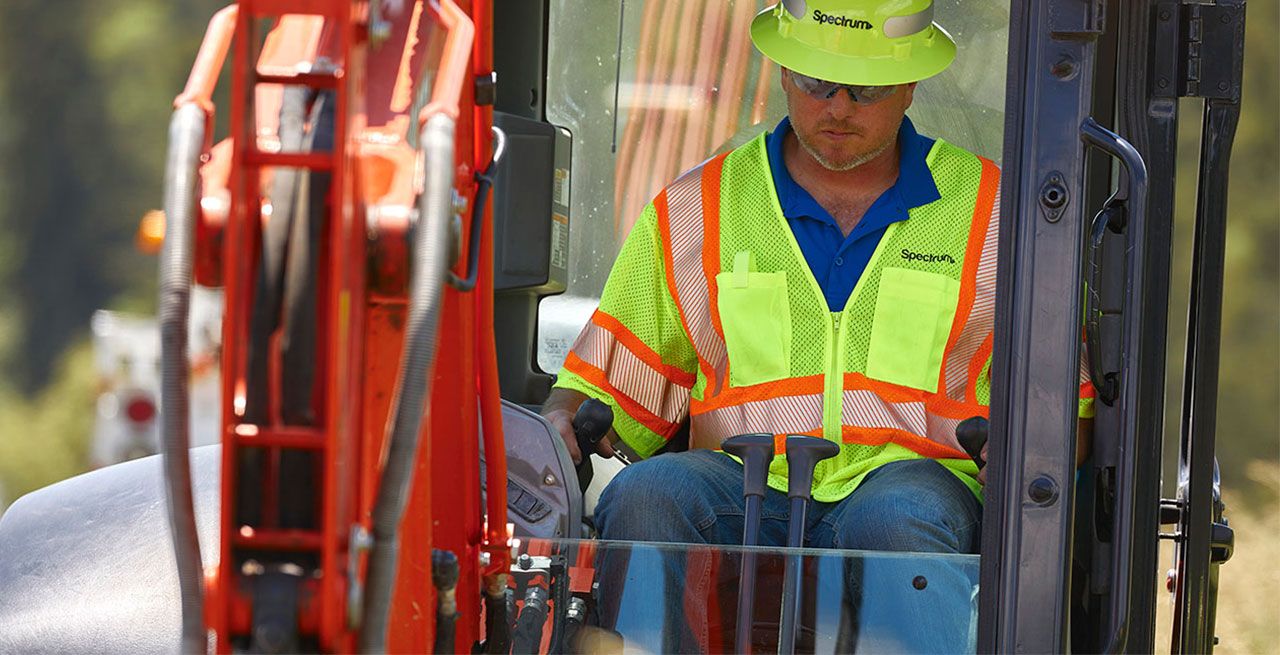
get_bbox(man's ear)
[903,82,918,108]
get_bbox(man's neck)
[782,130,901,235]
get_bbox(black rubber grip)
[572,398,613,449]
[784,435,840,501]
[955,416,989,468]
[722,433,775,498]
[572,399,613,493]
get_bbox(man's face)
[782,69,916,172]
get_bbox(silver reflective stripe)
[782,0,807,20]
[662,162,729,393]
[882,3,934,38]
[691,393,824,449]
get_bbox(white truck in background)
[90,287,223,467]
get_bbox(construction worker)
[542,0,1093,649]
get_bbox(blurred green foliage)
[0,341,94,500]
[0,1,1273,513]
[0,0,223,498]
[0,0,223,394]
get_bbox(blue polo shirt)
[765,116,940,311]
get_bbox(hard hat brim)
[750,8,957,86]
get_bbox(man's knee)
[833,460,981,553]
[594,452,727,542]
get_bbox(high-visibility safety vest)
[555,132,1091,501]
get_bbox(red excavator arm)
[163,1,505,651]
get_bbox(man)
[543,0,1092,648]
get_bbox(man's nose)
[825,88,862,116]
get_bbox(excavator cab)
[490,0,1245,652]
[0,0,1246,652]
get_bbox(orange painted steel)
[175,5,240,117]
[184,0,497,651]
[468,0,512,585]
[418,0,475,124]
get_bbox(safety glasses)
[787,70,898,104]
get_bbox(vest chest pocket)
[864,267,961,393]
[715,252,792,387]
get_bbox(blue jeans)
[593,450,981,652]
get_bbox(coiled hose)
[358,113,457,653]
[159,102,209,655]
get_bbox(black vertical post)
[1172,94,1241,655]
[1101,1,1184,651]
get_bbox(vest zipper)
[823,312,844,441]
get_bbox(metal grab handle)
[1086,201,1124,405]
[1079,117,1149,655]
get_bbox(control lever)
[572,399,614,494]
[955,416,989,468]
[721,433,777,655]
[778,435,840,655]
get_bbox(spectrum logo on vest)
[901,249,957,265]
[812,10,873,30]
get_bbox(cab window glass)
[536,0,1008,373]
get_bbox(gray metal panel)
[493,400,583,539]
[0,446,222,654]
[980,0,1102,651]
[491,111,571,294]
[493,111,559,292]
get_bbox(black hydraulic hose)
[245,86,311,425]
[511,584,551,655]
[159,102,209,655]
[358,113,456,653]
[482,585,515,655]
[447,126,504,292]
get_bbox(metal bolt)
[544,473,557,485]
[1028,476,1059,505]
[1158,78,1170,89]
[1042,185,1066,208]
[517,553,533,570]
[912,576,928,590]
[1220,13,1231,23]
[1218,81,1230,91]
[1159,9,1171,20]
[1050,56,1076,80]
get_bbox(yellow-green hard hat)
[751,0,956,86]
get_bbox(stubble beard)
[794,122,896,172]
[787,91,897,172]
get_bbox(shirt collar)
[765,115,941,223]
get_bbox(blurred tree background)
[0,0,224,497]
[0,0,1274,645]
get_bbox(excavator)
[0,0,1247,652]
